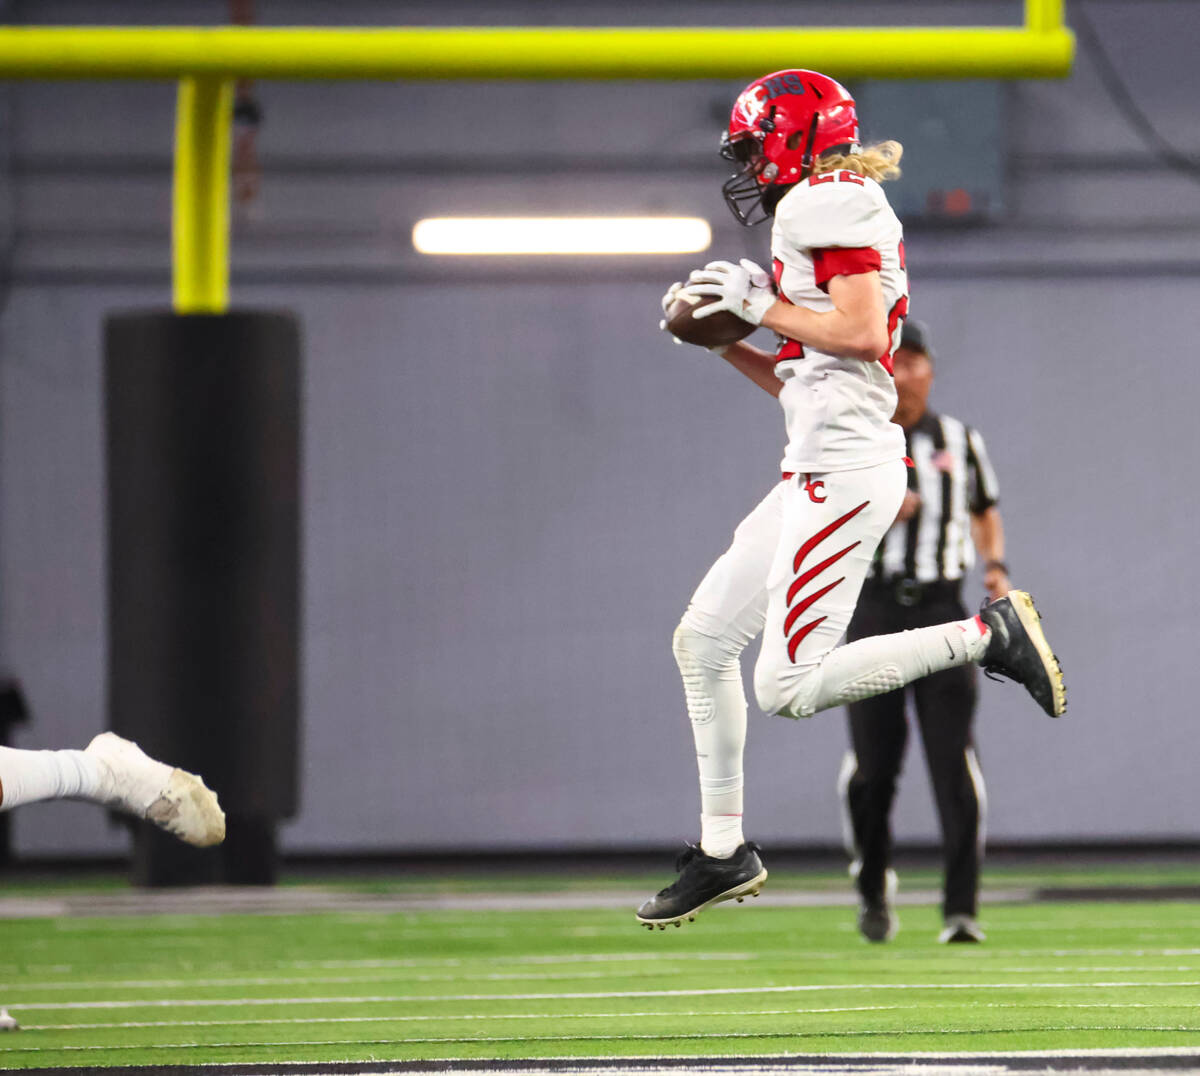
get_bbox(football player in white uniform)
[638,69,1065,929]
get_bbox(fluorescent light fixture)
[412,216,711,256]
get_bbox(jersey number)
[807,170,866,187]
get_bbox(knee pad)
[672,622,741,669]
[672,623,743,728]
[836,665,906,704]
[753,660,821,720]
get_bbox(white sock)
[674,624,747,859]
[0,747,102,812]
[811,616,991,714]
[700,775,745,858]
[956,614,991,659]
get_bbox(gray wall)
[3,0,1200,855]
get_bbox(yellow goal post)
[0,0,1073,312]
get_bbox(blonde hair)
[812,140,903,183]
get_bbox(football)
[664,294,757,349]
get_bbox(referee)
[838,320,1009,945]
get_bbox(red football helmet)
[720,69,861,226]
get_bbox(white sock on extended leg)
[674,624,747,859]
[0,747,101,812]
[810,617,991,715]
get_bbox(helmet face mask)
[720,132,777,227]
[720,69,862,227]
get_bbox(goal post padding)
[105,310,300,882]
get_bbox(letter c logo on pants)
[804,478,827,504]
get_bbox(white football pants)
[675,460,988,850]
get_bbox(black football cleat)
[636,841,767,929]
[979,590,1066,717]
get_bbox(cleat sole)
[1010,591,1067,717]
[636,867,768,930]
[150,769,227,848]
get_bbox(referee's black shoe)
[856,867,899,942]
[636,841,767,929]
[979,590,1067,717]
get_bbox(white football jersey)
[769,171,909,474]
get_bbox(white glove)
[660,280,691,317]
[678,258,776,325]
[658,279,705,350]
[657,278,735,355]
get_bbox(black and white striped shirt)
[871,411,999,584]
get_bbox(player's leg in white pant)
[675,481,781,858]
[0,734,224,848]
[754,463,990,719]
[636,486,779,926]
[0,746,101,809]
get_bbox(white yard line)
[974,948,1200,957]
[21,999,1200,1032]
[9,961,1197,994]
[22,948,1200,977]
[6,979,1200,1011]
[0,967,753,992]
[20,1005,907,1031]
[0,952,757,992]
[49,1045,1200,1064]
[996,919,1200,931]
[4,1025,1200,1055]
[0,887,1037,920]
[1,952,757,981]
[934,964,1200,973]
[287,953,756,968]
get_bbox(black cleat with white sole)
[979,590,1066,717]
[637,841,767,929]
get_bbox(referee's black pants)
[841,581,982,919]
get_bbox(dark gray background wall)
[2,1,1198,855]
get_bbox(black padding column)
[0,679,30,867]
[105,311,301,886]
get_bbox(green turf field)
[2,865,1200,1070]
